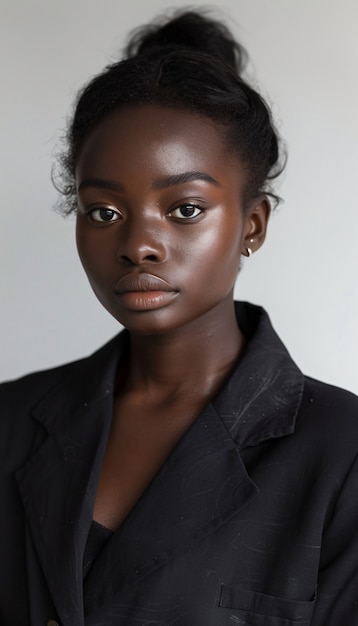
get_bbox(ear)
[241,195,271,257]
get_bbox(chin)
[105,305,182,336]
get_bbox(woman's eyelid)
[87,202,121,215]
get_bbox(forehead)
[76,104,246,189]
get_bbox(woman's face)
[75,105,268,335]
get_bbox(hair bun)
[124,10,247,75]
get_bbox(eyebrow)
[151,171,220,189]
[77,178,125,193]
[77,171,220,193]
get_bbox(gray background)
[1,0,357,393]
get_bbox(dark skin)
[75,105,270,530]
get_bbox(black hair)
[55,9,285,214]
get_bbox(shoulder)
[0,332,124,468]
[296,376,358,461]
[0,357,90,465]
[0,331,125,430]
[0,330,125,402]
[300,376,358,424]
[0,354,91,409]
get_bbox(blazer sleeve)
[312,451,358,624]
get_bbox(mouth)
[114,273,178,311]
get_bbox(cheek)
[189,218,242,275]
[76,224,114,281]
[172,224,242,305]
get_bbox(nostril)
[120,255,135,265]
[118,252,163,265]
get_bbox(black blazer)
[1,302,358,626]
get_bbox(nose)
[116,215,167,266]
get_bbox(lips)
[114,273,178,312]
[115,273,175,294]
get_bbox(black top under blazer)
[1,302,358,626]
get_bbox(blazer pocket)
[219,584,316,625]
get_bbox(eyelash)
[86,202,204,224]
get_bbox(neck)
[120,300,245,403]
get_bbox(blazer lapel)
[15,334,123,626]
[83,400,259,612]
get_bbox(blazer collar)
[214,301,305,448]
[29,301,303,450]
[30,330,127,433]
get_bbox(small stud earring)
[245,239,254,257]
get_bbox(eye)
[168,203,203,220]
[88,206,121,223]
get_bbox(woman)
[1,10,357,626]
